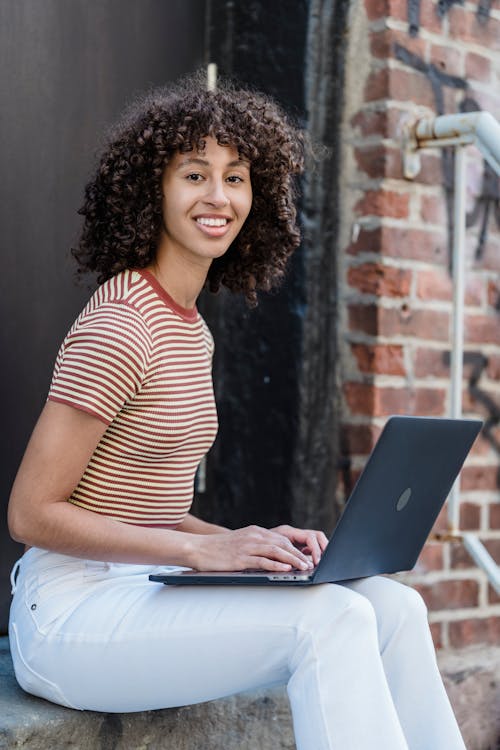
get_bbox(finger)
[263,530,311,563]
[266,544,313,570]
[298,532,321,565]
[276,536,313,567]
[318,531,329,551]
[250,556,292,572]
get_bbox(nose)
[203,178,229,207]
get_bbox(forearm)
[9,498,199,567]
[176,512,230,535]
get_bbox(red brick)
[469,432,493,458]
[487,280,500,309]
[449,616,500,648]
[490,504,500,530]
[465,52,492,83]
[420,194,447,225]
[363,67,390,103]
[343,383,376,416]
[341,423,381,456]
[377,227,447,264]
[364,0,407,22]
[364,68,435,108]
[351,103,408,139]
[459,502,482,530]
[415,153,443,186]
[354,144,404,180]
[465,314,500,346]
[461,465,500,492]
[430,44,462,78]
[432,506,449,534]
[430,622,443,650]
[416,268,452,302]
[449,6,500,51]
[415,579,479,611]
[481,239,500,275]
[450,542,475,570]
[346,226,448,263]
[483,538,500,563]
[465,275,483,307]
[413,387,446,415]
[486,354,500,379]
[378,307,450,342]
[417,1,444,34]
[370,28,426,61]
[414,348,449,378]
[348,303,379,336]
[347,263,411,297]
[347,226,383,257]
[351,109,390,138]
[355,190,410,220]
[413,542,444,573]
[343,382,445,417]
[488,584,500,605]
[351,343,406,376]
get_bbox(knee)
[298,584,378,638]
[380,581,430,643]
[396,583,429,624]
[322,585,379,635]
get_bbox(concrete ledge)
[1,637,499,749]
[0,638,294,750]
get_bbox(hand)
[188,525,316,573]
[270,525,328,567]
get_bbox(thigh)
[20,558,364,712]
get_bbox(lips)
[194,214,233,238]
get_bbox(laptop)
[149,415,482,587]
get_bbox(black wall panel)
[0,0,205,632]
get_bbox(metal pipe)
[463,533,500,595]
[448,146,467,532]
[409,111,500,591]
[414,111,500,174]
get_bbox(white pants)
[9,548,465,750]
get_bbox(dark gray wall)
[195,0,347,532]
[0,0,205,632]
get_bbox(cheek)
[240,189,253,222]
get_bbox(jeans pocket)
[24,559,85,635]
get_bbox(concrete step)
[0,637,294,750]
[1,637,499,749]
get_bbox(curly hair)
[73,70,305,306]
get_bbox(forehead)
[168,137,249,169]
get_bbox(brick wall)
[338,0,500,649]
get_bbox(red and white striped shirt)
[48,268,218,527]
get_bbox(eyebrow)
[175,157,250,170]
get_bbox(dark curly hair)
[73,70,305,306]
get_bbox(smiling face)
[157,137,253,270]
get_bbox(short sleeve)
[48,303,152,425]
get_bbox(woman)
[8,72,465,750]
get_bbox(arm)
[176,513,230,535]
[8,401,313,571]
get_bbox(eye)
[186,173,204,182]
[226,175,244,184]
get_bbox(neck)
[148,247,210,309]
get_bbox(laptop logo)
[396,488,412,511]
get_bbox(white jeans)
[9,548,465,750]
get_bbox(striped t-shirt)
[48,268,218,527]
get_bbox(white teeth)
[196,217,228,227]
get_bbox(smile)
[196,217,229,227]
